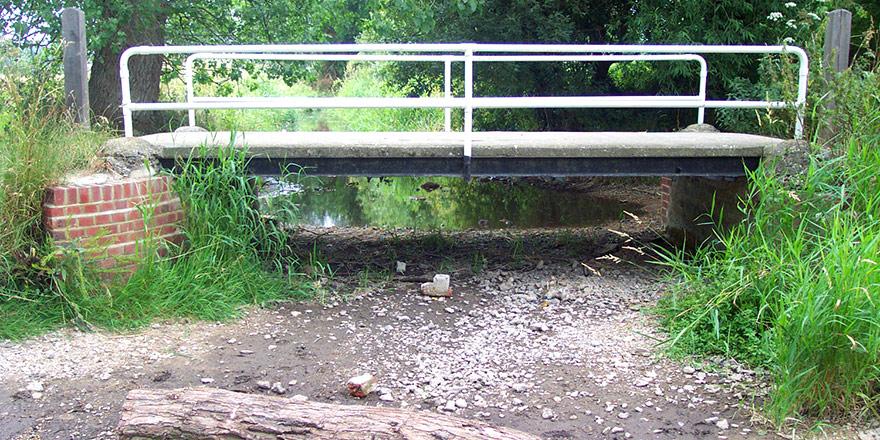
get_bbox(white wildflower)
[786,19,798,29]
[784,2,797,8]
[807,12,820,21]
[768,12,784,21]
[782,37,796,45]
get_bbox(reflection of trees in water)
[290,176,632,229]
[294,177,366,227]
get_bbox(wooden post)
[61,8,90,127]
[820,9,852,144]
[823,9,852,76]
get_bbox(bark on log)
[117,387,540,440]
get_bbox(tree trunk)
[117,388,541,440]
[89,0,168,134]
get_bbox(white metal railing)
[120,44,809,154]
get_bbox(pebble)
[200,377,214,384]
[716,419,730,430]
[542,408,554,420]
[347,373,377,398]
[270,382,286,394]
[256,380,272,390]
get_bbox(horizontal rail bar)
[131,96,789,111]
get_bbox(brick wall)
[43,175,184,269]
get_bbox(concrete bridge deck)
[142,131,786,177]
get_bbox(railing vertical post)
[463,48,474,178]
[186,57,197,126]
[820,9,852,143]
[697,58,707,125]
[444,59,452,132]
[61,8,89,127]
[120,52,134,137]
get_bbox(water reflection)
[270,177,638,230]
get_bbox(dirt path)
[0,186,777,439]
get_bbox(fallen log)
[117,387,540,440]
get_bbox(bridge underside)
[142,131,783,177]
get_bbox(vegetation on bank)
[0,46,312,339]
[656,40,880,425]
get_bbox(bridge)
[122,43,808,178]
[120,43,808,242]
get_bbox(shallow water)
[266,177,639,230]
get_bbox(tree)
[1,0,367,132]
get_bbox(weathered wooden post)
[61,7,90,127]
[824,9,852,75]
[820,9,852,143]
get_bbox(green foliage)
[0,43,106,302]
[86,146,311,329]
[655,55,880,424]
[325,63,445,131]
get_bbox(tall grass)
[656,58,880,424]
[83,146,311,329]
[1,142,312,338]
[0,47,107,312]
[1,44,312,337]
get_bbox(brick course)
[43,175,185,270]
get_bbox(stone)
[682,366,696,374]
[173,125,208,133]
[511,383,528,393]
[679,123,719,133]
[455,398,468,408]
[200,378,214,384]
[396,261,407,274]
[716,419,730,430]
[270,382,286,394]
[347,373,377,398]
[101,137,160,177]
[256,380,272,390]
[542,408,554,420]
[291,394,308,402]
[421,274,452,297]
[618,412,629,419]
[379,392,394,402]
[25,382,43,393]
[530,322,550,332]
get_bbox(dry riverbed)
[0,184,864,439]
